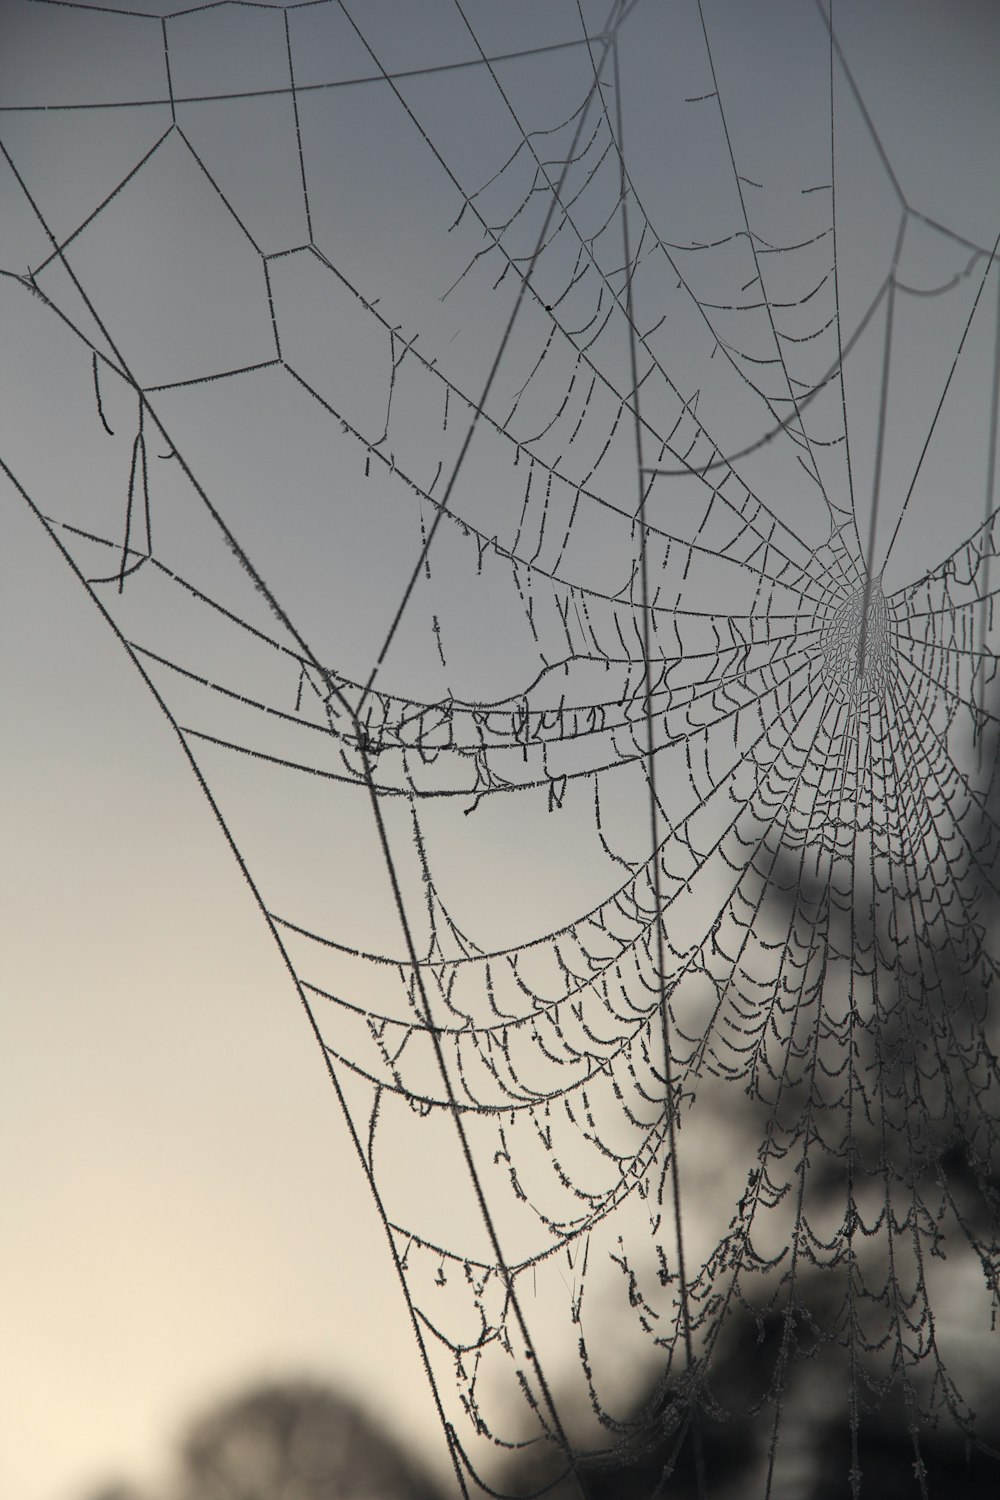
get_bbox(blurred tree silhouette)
[490,712,1000,1498]
[82,1381,448,1500]
[171,1382,446,1500]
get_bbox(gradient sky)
[3,3,999,1498]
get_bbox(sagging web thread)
[3,0,1000,1495]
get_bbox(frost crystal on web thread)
[3,1,999,1496]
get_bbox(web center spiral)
[821,578,892,705]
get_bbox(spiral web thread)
[3,0,1000,1494]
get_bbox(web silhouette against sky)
[2,2,999,1496]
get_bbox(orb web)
[3,1,999,1496]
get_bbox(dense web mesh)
[3,1,999,1495]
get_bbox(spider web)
[3,1,999,1495]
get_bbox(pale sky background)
[3,3,1000,1499]
[3,494,451,1499]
